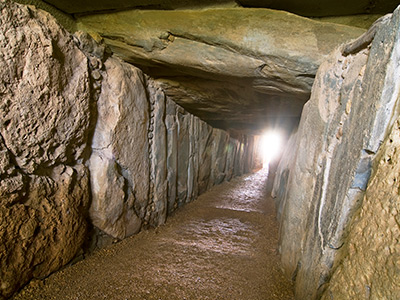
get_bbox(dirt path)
[14,170,294,300]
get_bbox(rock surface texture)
[321,9,400,300]
[0,1,259,298]
[322,95,400,299]
[77,9,365,133]
[272,8,400,300]
[0,0,92,298]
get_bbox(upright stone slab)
[176,108,190,206]
[272,132,299,220]
[197,121,213,195]
[273,11,399,299]
[0,1,91,173]
[322,83,400,300]
[166,98,178,214]
[224,138,238,181]
[321,9,400,299]
[234,139,246,176]
[89,57,147,239]
[148,82,168,226]
[210,129,229,186]
[187,115,200,203]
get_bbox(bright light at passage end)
[259,131,282,167]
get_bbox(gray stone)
[210,129,229,186]
[224,138,239,182]
[197,121,213,195]
[271,132,299,220]
[165,99,178,214]
[176,109,190,206]
[187,115,198,203]
[233,139,245,177]
[273,9,400,299]
[89,57,147,239]
[148,82,168,226]
[243,136,256,173]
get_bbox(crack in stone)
[0,131,24,174]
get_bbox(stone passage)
[13,170,294,300]
[0,2,258,297]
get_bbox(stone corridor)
[13,170,294,300]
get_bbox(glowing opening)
[259,131,282,168]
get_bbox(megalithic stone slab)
[273,9,400,299]
[89,57,147,239]
[77,8,365,133]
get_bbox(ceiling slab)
[44,0,399,16]
[77,8,365,133]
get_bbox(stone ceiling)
[42,0,398,134]
[77,8,367,133]
[44,0,399,16]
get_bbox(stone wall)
[88,55,258,245]
[321,95,400,300]
[272,9,400,300]
[320,9,400,300]
[0,1,258,298]
[0,1,93,298]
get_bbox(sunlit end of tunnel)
[2,1,400,299]
[257,130,284,169]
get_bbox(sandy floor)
[13,170,294,300]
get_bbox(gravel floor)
[13,169,294,300]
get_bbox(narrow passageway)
[14,170,294,300]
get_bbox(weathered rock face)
[0,0,92,297]
[321,10,400,299]
[272,10,400,299]
[322,102,400,299]
[0,2,91,173]
[77,9,365,133]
